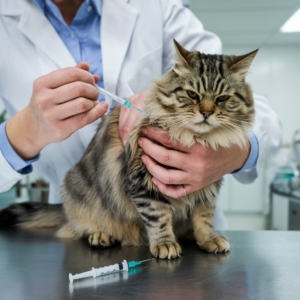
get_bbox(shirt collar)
[88,0,102,16]
[33,0,102,16]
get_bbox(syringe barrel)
[96,86,125,106]
[69,260,129,283]
[94,260,128,277]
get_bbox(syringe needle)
[132,106,144,114]
[96,86,150,116]
[140,259,152,263]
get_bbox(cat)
[0,40,256,259]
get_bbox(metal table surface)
[0,228,300,300]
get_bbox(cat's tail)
[0,202,65,228]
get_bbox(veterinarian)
[0,0,281,229]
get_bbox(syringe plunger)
[69,260,129,283]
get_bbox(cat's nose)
[201,110,213,119]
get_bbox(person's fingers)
[119,94,145,146]
[120,111,141,146]
[119,104,131,145]
[51,81,99,104]
[76,62,100,85]
[54,97,97,120]
[66,101,108,131]
[93,75,100,84]
[141,127,188,152]
[141,154,189,185]
[152,177,193,199]
[76,62,90,72]
[35,67,96,89]
[138,137,186,169]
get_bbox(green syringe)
[69,259,152,283]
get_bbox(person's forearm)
[5,63,108,161]
[6,107,43,160]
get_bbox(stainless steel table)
[0,228,300,300]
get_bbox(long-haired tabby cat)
[0,40,256,259]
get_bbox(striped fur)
[0,41,257,259]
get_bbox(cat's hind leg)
[192,201,230,253]
[88,231,118,248]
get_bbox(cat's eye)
[216,95,230,102]
[186,90,199,100]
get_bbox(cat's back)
[61,107,124,205]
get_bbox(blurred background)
[188,0,300,230]
[1,0,300,230]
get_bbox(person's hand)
[119,92,146,146]
[6,62,108,160]
[138,127,250,198]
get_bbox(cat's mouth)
[196,120,210,126]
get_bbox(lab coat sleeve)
[232,94,282,184]
[0,149,24,193]
[160,0,222,74]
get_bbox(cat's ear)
[173,39,194,67]
[229,49,258,79]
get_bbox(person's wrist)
[230,140,251,173]
[6,107,44,160]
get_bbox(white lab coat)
[0,0,281,229]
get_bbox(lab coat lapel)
[2,1,75,68]
[101,0,138,94]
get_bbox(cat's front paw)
[88,231,117,248]
[197,235,230,253]
[150,241,182,259]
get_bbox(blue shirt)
[35,0,104,101]
[0,0,259,174]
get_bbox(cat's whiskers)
[177,120,191,129]
[155,118,191,131]
[216,115,251,124]
[151,115,182,122]
[150,112,181,115]
[222,123,245,133]
[221,121,242,129]
[153,115,192,125]
[226,121,251,130]
[153,112,193,118]
[218,117,251,128]
[167,116,192,124]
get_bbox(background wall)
[0,100,4,114]
[225,45,300,144]
[188,0,300,230]
[219,45,300,229]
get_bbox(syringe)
[96,86,149,116]
[69,259,151,283]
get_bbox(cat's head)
[146,40,257,149]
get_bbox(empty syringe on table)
[69,259,152,283]
[96,86,149,116]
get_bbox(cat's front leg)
[192,201,230,253]
[134,198,181,259]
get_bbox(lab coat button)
[87,5,93,12]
